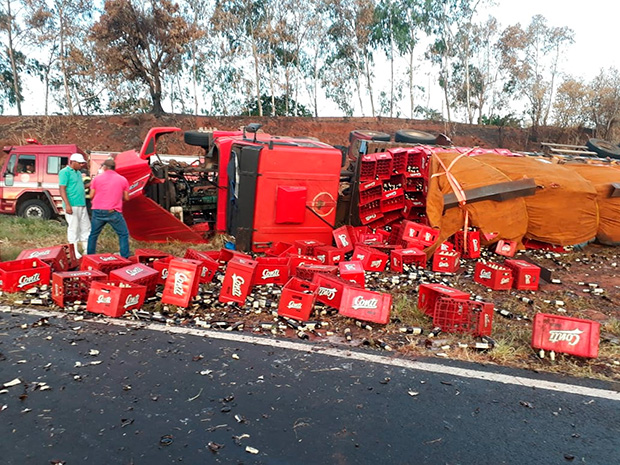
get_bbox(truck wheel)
[394,129,436,144]
[585,139,620,158]
[18,199,52,220]
[184,131,211,148]
[348,130,391,143]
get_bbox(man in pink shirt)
[87,158,131,257]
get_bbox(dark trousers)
[87,209,130,258]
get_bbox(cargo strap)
[305,205,335,229]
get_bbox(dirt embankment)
[0,114,589,155]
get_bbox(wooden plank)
[443,178,537,210]
[549,148,598,156]
[610,183,620,198]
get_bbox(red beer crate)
[474,262,513,290]
[296,263,338,282]
[294,239,324,256]
[380,188,405,212]
[0,258,51,292]
[81,254,132,275]
[438,241,454,252]
[358,232,384,244]
[375,152,393,180]
[63,244,80,270]
[86,281,146,318]
[454,230,481,259]
[503,259,540,291]
[278,277,318,321]
[388,148,407,174]
[495,239,517,257]
[161,258,202,307]
[432,250,461,273]
[109,263,160,297]
[287,254,321,276]
[152,256,174,285]
[359,180,383,205]
[314,245,345,265]
[332,226,354,252]
[52,270,107,307]
[359,153,377,181]
[339,260,365,288]
[359,199,381,217]
[17,246,69,272]
[218,248,252,263]
[312,273,358,309]
[417,283,470,316]
[433,297,494,336]
[253,256,290,285]
[134,248,171,265]
[400,220,439,246]
[360,211,383,226]
[264,241,295,257]
[184,248,219,283]
[352,245,388,272]
[404,172,426,193]
[219,256,258,304]
[339,287,392,324]
[390,248,426,272]
[531,313,600,358]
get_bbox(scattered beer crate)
[388,148,407,174]
[417,283,471,316]
[161,258,202,308]
[184,248,219,283]
[278,277,318,321]
[313,245,345,265]
[17,246,69,272]
[390,248,426,272]
[52,270,107,307]
[80,254,132,275]
[332,225,354,252]
[432,250,461,273]
[375,152,393,180]
[339,260,365,288]
[312,273,357,309]
[474,262,513,290]
[253,256,290,285]
[86,281,146,318]
[454,230,481,259]
[433,297,494,336]
[0,258,51,293]
[359,180,383,205]
[294,239,324,256]
[531,313,600,358]
[339,287,392,324]
[134,248,172,265]
[151,256,173,285]
[494,239,517,257]
[359,153,377,181]
[352,245,388,272]
[219,256,258,304]
[264,241,295,257]
[295,263,338,282]
[380,188,405,212]
[109,263,160,297]
[503,259,541,291]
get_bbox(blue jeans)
[87,209,130,258]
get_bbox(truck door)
[226,145,261,251]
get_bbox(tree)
[91,0,202,115]
[243,94,312,116]
[499,15,574,130]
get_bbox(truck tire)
[394,129,436,144]
[349,130,391,143]
[184,130,211,148]
[585,138,620,158]
[18,199,52,220]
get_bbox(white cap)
[70,153,86,163]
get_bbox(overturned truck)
[113,126,620,252]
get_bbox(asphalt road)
[1,308,618,465]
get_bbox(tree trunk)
[6,0,22,115]
[58,12,74,115]
[409,49,414,119]
[389,32,394,118]
[150,74,165,116]
[365,57,375,117]
[251,39,263,116]
[313,48,319,117]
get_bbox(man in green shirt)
[59,153,91,259]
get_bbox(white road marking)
[5,306,620,401]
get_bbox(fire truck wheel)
[585,138,620,158]
[18,199,52,220]
[394,129,436,144]
[184,131,210,148]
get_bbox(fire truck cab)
[0,142,101,219]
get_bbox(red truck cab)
[0,141,104,219]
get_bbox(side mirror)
[5,173,14,186]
